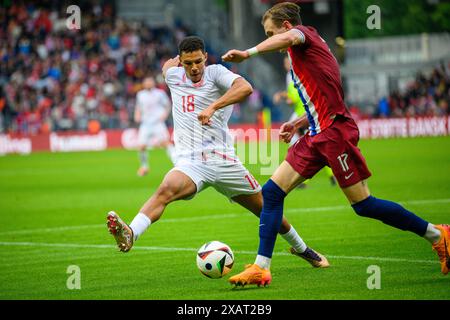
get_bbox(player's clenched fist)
[162,55,180,78]
[279,121,297,143]
[166,55,180,67]
[222,50,250,63]
[198,107,215,126]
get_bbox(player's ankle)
[129,212,151,241]
[255,255,271,270]
[424,224,441,244]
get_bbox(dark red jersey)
[287,25,351,136]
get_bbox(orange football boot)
[228,264,272,287]
[432,224,450,275]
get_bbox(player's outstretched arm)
[222,29,304,63]
[198,77,253,125]
[162,55,180,79]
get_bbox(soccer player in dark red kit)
[222,2,449,287]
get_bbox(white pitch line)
[0,198,448,236]
[0,241,437,265]
[285,198,450,214]
[0,214,243,236]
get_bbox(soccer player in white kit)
[134,76,177,176]
[107,36,329,269]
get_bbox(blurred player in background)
[272,56,305,143]
[223,2,449,286]
[107,36,329,269]
[134,76,177,176]
[273,56,336,188]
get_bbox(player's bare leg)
[340,180,371,204]
[107,170,196,252]
[270,161,306,190]
[138,170,196,223]
[342,180,449,274]
[232,191,329,268]
[229,162,328,287]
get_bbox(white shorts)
[138,123,170,148]
[170,153,262,199]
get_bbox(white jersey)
[165,64,241,159]
[136,88,170,126]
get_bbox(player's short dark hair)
[262,2,302,27]
[178,36,206,55]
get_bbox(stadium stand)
[0,1,449,136]
[0,1,187,134]
[385,63,450,118]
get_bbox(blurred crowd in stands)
[0,1,449,135]
[382,62,450,118]
[0,1,190,135]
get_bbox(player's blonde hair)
[262,2,302,27]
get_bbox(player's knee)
[351,195,376,217]
[262,179,287,205]
[156,183,176,204]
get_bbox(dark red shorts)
[286,116,372,188]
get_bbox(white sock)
[166,144,177,165]
[281,226,307,253]
[129,212,151,241]
[424,223,441,244]
[255,255,271,270]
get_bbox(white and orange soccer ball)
[196,241,234,279]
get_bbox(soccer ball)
[196,241,234,279]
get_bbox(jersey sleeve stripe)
[291,29,306,44]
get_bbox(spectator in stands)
[1,2,448,134]
[0,1,186,134]
[385,62,450,118]
[377,97,390,118]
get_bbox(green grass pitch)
[0,136,449,300]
